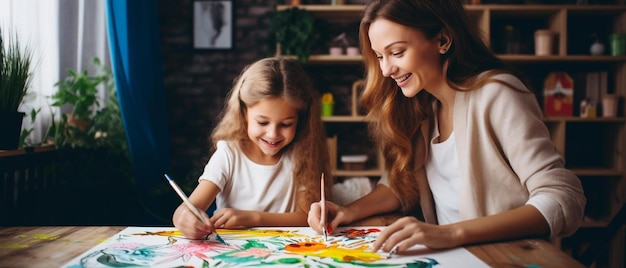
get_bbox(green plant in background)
[0,27,35,150]
[50,57,135,210]
[0,27,33,113]
[49,57,127,156]
[19,108,42,147]
[268,7,319,62]
[90,74,128,158]
[41,57,132,185]
[46,57,136,224]
[50,57,102,145]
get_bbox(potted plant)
[49,57,111,149]
[45,57,135,210]
[268,7,319,62]
[49,56,129,155]
[0,27,34,150]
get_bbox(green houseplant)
[0,27,34,150]
[18,57,140,225]
[47,58,135,220]
[268,7,319,62]
[49,57,125,151]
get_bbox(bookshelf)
[278,4,626,267]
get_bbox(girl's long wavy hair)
[211,57,332,210]
[359,0,529,212]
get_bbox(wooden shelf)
[287,4,626,266]
[498,55,626,63]
[322,115,368,122]
[332,169,383,177]
[277,4,364,20]
[280,54,363,64]
[323,115,625,123]
[0,144,56,157]
[278,4,626,23]
[280,4,626,12]
[285,54,626,64]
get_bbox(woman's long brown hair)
[359,0,529,212]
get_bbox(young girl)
[308,0,586,253]
[174,57,332,239]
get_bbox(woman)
[308,0,585,254]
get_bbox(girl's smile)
[245,96,298,164]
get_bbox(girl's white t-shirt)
[199,140,297,213]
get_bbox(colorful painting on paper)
[62,226,488,267]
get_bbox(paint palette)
[62,226,487,267]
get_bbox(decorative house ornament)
[543,72,574,117]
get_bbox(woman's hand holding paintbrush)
[320,174,328,241]
[307,174,348,238]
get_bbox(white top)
[199,140,297,212]
[425,110,461,224]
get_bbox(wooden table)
[0,226,584,267]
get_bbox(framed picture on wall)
[193,0,233,50]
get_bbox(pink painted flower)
[230,248,272,258]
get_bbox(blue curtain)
[105,0,171,224]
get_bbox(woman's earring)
[440,49,447,54]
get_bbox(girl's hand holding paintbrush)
[173,203,215,239]
[168,175,217,239]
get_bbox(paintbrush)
[165,174,206,220]
[387,245,399,259]
[320,173,328,242]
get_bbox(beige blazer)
[408,74,586,239]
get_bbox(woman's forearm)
[452,205,550,246]
[257,211,309,227]
[345,184,402,223]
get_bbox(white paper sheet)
[62,226,488,267]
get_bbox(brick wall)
[159,0,278,185]
[158,1,364,186]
